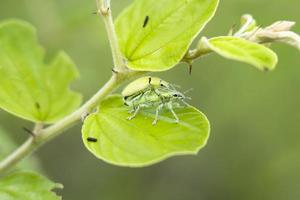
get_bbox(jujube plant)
[0,0,299,199]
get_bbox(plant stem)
[0,74,119,173]
[0,123,42,173]
[0,138,36,174]
[182,37,212,63]
[39,74,125,142]
[0,0,141,174]
[97,0,125,71]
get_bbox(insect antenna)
[185,96,192,100]
[183,89,193,101]
[183,88,194,94]
[181,99,190,106]
[169,83,181,90]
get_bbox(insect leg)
[129,108,135,114]
[181,99,190,107]
[127,105,141,120]
[152,104,164,125]
[152,88,165,104]
[167,102,179,123]
[128,93,145,113]
[128,102,136,114]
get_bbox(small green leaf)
[205,36,278,71]
[0,171,62,200]
[0,20,82,123]
[82,95,210,167]
[0,128,41,171]
[239,14,257,33]
[115,0,219,71]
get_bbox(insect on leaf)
[82,95,210,167]
[115,0,219,71]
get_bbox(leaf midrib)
[127,1,187,59]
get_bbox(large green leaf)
[115,0,219,71]
[0,20,82,123]
[205,36,278,71]
[0,128,41,171]
[0,171,62,200]
[82,95,210,167]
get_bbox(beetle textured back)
[122,76,189,125]
[121,76,169,98]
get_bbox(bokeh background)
[1,0,300,199]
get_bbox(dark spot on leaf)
[35,102,40,110]
[87,137,98,143]
[143,16,149,28]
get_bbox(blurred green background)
[1,0,300,199]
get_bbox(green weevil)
[121,76,170,98]
[122,76,188,125]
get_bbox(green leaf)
[82,95,210,167]
[0,20,82,123]
[115,0,219,71]
[239,14,257,33]
[0,171,62,200]
[204,36,278,71]
[0,128,41,171]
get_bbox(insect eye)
[160,84,164,87]
[173,94,178,97]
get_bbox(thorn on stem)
[112,68,119,74]
[188,63,193,75]
[22,127,35,137]
[263,67,270,72]
[92,10,100,15]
